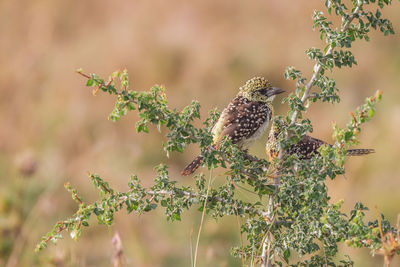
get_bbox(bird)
[181,76,285,176]
[265,122,375,162]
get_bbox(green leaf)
[86,79,94,86]
[368,109,375,118]
[172,213,181,221]
[344,131,353,141]
[283,249,291,263]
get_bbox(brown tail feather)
[181,155,204,176]
[346,148,375,156]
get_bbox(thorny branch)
[261,4,361,266]
[38,1,398,265]
[289,6,360,124]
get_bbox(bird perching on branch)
[181,77,285,176]
[265,122,375,162]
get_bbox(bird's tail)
[346,148,375,156]
[181,155,204,176]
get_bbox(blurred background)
[0,0,399,266]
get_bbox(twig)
[261,196,275,267]
[290,5,360,124]
[214,148,262,180]
[44,224,66,243]
[101,183,111,194]
[39,185,281,249]
[143,189,270,217]
[266,233,272,267]
[234,204,246,267]
[76,69,91,79]
[375,206,385,247]
[260,5,362,265]
[194,169,213,267]
[190,226,194,267]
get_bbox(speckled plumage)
[211,96,273,148]
[181,77,284,176]
[266,123,375,161]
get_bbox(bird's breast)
[237,118,270,149]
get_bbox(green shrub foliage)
[37,1,400,266]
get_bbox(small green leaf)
[283,249,291,263]
[86,79,94,86]
[368,109,375,118]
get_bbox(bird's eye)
[258,88,268,96]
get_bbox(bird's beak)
[266,87,285,97]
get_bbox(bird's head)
[239,76,285,102]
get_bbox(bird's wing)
[215,96,271,146]
[288,135,327,159]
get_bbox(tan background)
[0,0,399,266]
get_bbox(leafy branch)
[36,1,400,266]
[36,165,276,252]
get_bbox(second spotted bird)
[266,122,375,161]
[181,77,284,176]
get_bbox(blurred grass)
[0,0,399,266]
